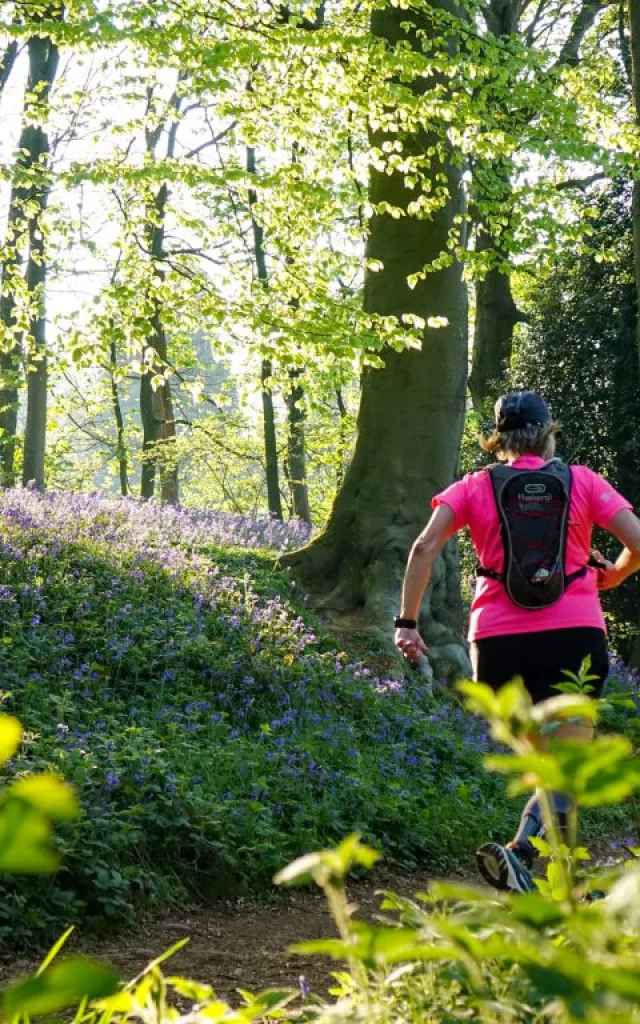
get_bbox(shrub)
[0,489,513,946]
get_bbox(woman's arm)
[595,508,640,590]
[395,504,456,661]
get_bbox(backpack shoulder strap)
[477,460,581,588]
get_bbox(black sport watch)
[394,616,417,629]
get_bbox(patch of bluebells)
[0,487,514,946]
[608,657,640,698]
[0,489,311,556]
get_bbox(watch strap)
[394,616,417,629]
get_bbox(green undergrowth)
[0,490,636,949]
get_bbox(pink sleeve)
[431,476,469,531]
[588,470,633,528]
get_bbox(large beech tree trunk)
[283,1,469,676]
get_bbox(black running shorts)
[470,627,609,704]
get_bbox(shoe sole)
[476,842,532,893]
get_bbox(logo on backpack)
[478,460,587,609]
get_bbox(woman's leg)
[509,719,595,859]
[472,629,608,890]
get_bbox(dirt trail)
[0,865,469,1001]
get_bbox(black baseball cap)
[494,390,551,431]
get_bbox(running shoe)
[476,842,536,893]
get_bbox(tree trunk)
[469,208,525,409]
[0,197,24,487]
[20,27,60,490]
[247,145,283,519]
[139,258,179,504]
[139,99,181,504]
[261,358,282,519]
[22,203,49,490]
[283,1,469,674]
[109,335,129,496]
[0,39,18,96]
[622,0,640,381]
[335,387,349,490]
[630,0,640,376]
[286,367,312,524]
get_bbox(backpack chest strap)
[477,565,588,587]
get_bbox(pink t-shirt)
[433,456,632,641]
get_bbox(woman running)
[394,389,640,892]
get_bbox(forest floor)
[0,863,474,1002]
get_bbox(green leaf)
[524,964,589,1000]
[274,834,380,887]
[422,881,501,904]
[589,964,640,1001]
[496,680,533,720]
[2,957,120,1017]
[0,715,21,765]
[553,736,640,806]
[0,800,59,873]
[484,752,565,791]
[9,775,79,821]
[530,693,599,726]
[239,988,298,1012]
[530,837,553,858]
[292,928,461,966]
[510,893,566,928]
[166,977,214,1001]
[273,851,325,887]
[457,680,501,718]
[38,927,75,975]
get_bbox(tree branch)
[555,171,608,190]
[555,0,606,66]
[619,0,633,86]
[0,38,18,96]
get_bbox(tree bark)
[0,9,59,488]
[0,38,18,96]
[109,335,129,496]
[469,194,526,409]
[283,1,469,674]
[247,145,283,520]
[20,26,60,490]
[139,180,179,504]
[335,386,349,490]
[22,189,49,490]
[0,197,24,487]
[139,93,181,504]
[261,358,282,519]
[285,367,312,525]
[630,0,640,377]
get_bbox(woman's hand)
[394,627,428,663]
[591,548,623,590]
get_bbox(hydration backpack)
[477,460,587,610]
